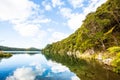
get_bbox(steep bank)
[43,0,120,73]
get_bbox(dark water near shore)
[44,53,120,80]
[0,51,79,80]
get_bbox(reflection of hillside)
[27,53,37,56]
[43,53,120,80]
[0,58,1,63]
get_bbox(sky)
[0,0,107,49]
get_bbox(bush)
[107,46,120,53]
[111,53,120,73]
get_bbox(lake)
[0,51,80,80]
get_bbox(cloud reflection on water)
[6,67,36,80]
[5,54,80,80]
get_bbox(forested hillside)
[43,0,120,55]
[0,46,40,51]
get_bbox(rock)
[67,51,72,56]
[103,58,112,65]
[84,48,95,55]
[97,53,102,61]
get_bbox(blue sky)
[0,0,106,49]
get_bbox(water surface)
[0,51,80,80]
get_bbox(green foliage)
[112,52,120,73]
[107,46,120,53]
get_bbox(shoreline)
[0,51,12,57]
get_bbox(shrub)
[107,46,120,53]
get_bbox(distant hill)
[43,0,120,54]
[0,46,41,51]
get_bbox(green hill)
[43,0,120,54]
[43,0,120,73]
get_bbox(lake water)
[0,51,80,80]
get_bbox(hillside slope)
[43,0,120,54]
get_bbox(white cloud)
[42,0,52,11]
[32,18,51,24]
[67,13,85,30]
[68,0,84,8]
[35,30,47,42]
[60,0,107,31]
[47,28,54,32]
[14,24,40,37]
[83,0,107,15]
[49,32,69,43]
[6,67,36,80]
[52,0,64,8]
[0,0,51,38]
[71,76,80,80]
[6,63,46,80]
[45,5,52,11]
[30,62,46,76]
[60,8,72,18]
[26,29,47,48]
[60,8,85,30]
[47,60,70,73]
[6,60,80,80]
[0,0,39,21]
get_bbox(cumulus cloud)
[30,62,46,76]
[6,67,36,80]
[47,60,70,73]
[48,32,69,43]
[42,0,52,11]
[68,0,84,9]
[6,63,46,80]
[71,76,80,80]
[32,18,51,24]
[60,0,107,31]
[14,24,40,37]
[83,0,107,15]
[6,60,80,80]
[32,30,46,41]
[47,28,54,32]
[60,7,85,30]
[0,0,38,21]
[60,8,72,18]
[0,0,51,37]
[45,5,52,11]
[52,0,64,8]
[67,13,85,30]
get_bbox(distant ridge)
[0,45,41,51]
